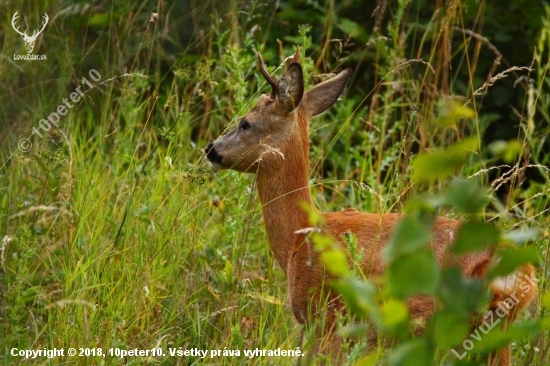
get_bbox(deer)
[11,11,49,54]
[205,48,537,365]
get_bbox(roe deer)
[205,49,537,365]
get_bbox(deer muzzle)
[205,143,224,166]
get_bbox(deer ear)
[302,69,352,117]
[277,63,304,114]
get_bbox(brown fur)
[205,51,537,365]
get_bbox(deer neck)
[256,113,315,274]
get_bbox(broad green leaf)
[338,323,370,338]
[320,248,350,276]
[387,249,440,298]
[432,309,471,349]
[88,13,110,27]
[384,215,433,261]
[502,227,539,244]
[337,18,369,43]
[489,247,541,279]
[300,201,324,226]
[311,232,334,251]
[488,140,523,163]
[412,138,479,182]
[387,339,434,366]
[444,178,489,214]
[333,277,378,320]
[451,220,500,254]
[439,267,489,314]
[472,321,540,354]
[353,349,384,366]
[381,298,409,327]
[402,195,442,214]
[436,101,475,126]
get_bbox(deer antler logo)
[11,11,49,54]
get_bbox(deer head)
[12,11,49,54]
[205,49,352,173]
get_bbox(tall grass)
[1,0,548,365]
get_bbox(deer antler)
[258,53,278,98]
[287,46,301,65]
[11,11,28,37]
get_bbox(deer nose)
[205,143,223,165]
[205,143,213,155]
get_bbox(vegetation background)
[0,0,548,364]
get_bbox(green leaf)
[432,309,471,349]
[381,298,409,327]
[444,179,489,214]
[488,140,523,163]
[338,323,370,338]
[384,215,433,261]
[451,220,500,254]
[224,259,233,282]
[337,18,369,43]
[489,247,541,279]
[320,248,350,276]
[88,13,110,27]
[311,232,333,251]
[333,277,378,320]
[412,138,479,182]
[353,349,384,366]
[439,267,489,314]
[387,249,440,298]
[387,339,434,366]
[300,201,324,226]
[502,228,539,244]
[472,321,540,354]
[436,100,475,126]
[402,195,442,214]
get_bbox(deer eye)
[239,119,251,131]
